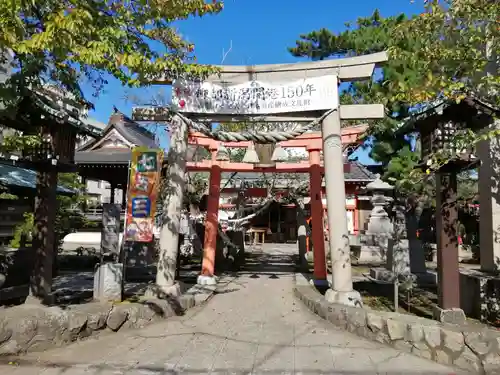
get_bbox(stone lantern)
[364,175,394,240]
[353,175,394,266]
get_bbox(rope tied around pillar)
[174,108,336,144]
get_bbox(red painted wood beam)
[187,160,351,173]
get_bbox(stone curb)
[293,274,500,375]
[0,283,216,357]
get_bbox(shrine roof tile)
[76,109,158,155]
[344,162,377,182]
[398,96,500,135]
[0,161,75,194]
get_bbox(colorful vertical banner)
[125,147,163,242]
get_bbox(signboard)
[125,147,163,242]
[100,203,121,255]
[171,75,338,115]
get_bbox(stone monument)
[370,196,437,286]
[370,198,412,283]
[94,203,123,302]
[405,199,436,284]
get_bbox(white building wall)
[84,179,124,205]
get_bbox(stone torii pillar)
[322,106,362,306]
[198,146,222,285]
[152,116,188,296]
[307,147,328,284]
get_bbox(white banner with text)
[171,75,338,115]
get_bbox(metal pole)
[394,279,399,312]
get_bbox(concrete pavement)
[0,244,462,374]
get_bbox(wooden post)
[110,183,116,204]
[121,186,126,207]
[28,164,58,304]
[199,149,221,284]
[309,149,328,285]
[81,176,88,212]
[353,198,360,234]
[435,171,461,309]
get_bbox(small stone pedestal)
[413,271,438,285]
[370,239,411,282]
[93,262,123,302]
[459,269,500,323]
[197,275,218,286]
[432,305,466,325]
[370,245,437,284]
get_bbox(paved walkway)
[1,244,462,374]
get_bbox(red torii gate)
[187,125,367,283]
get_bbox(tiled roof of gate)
[344,162,377,182]
[215,162,376,186]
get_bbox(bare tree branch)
[221,40,233,64]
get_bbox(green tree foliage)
[10,212,34,248]
[55,173,95,243]
[0,0,224,108]
[289,4,495,197]
[390,0,499,106]
[289,10,420,192]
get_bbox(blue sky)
[81,0,423,164]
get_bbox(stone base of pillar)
[197,275,218,286]
[459,269,500,322]
[297,230,308,269]
[309,278,330,287]
[413,271,438,285]
[325,288,363,307]
[93,262,123,302]
[144,282,182,298]
[432,306,466,325]
[369,267,396,282]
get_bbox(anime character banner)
[125,147,163,242]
